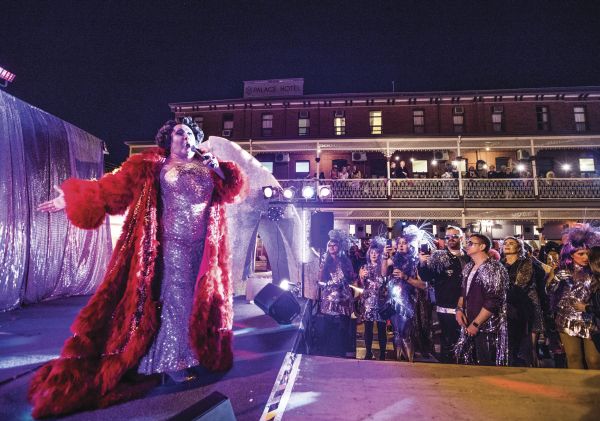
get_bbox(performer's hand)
[456,309,468,328]
[573,301,587,312]
[466,323,479,337]
[200,151,219,169]
[418,252,430,265]
[37,185,66,213]
[383,245,393,257]
[392,268,406,279]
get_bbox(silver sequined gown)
[138,159,214,374]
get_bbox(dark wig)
[155,116,204,155]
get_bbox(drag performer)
[455,234,509,366]
[357,236,388,360]
[547,225,600,369]
[418,226,470,363]
[30,117,246,418]
[382,225,432,362]
[318,230,356,357]
[501,237,546,367]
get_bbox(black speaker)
[254,283,301,324]
[167,391,235,421]
[310,212,334,249]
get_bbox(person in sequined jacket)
[455,234,509,366]
[357,237,388,360]
[547,225,600,369]
[31,117,246,418]
[502,237,547,367]
[418,226,470,363]
[319,236,355,318]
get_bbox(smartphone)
[386,239,392,247]
[420,243,431,254]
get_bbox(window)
[261,161,274,173]
[412,159,428,173]
[222,114,234,136]
[298,111,310,136]
[193,116,204,129]
[369,111,382,134]
[262,113,273,136]
[574,106,587,132]
[579,158,595,172]
[492,106,504,132]
[334,111,346,135]
[452,106,464,133]
[536,106,549,131]
[295,160,310,173]
[413,109,424,133]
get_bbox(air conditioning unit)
[433,150,450,161]
[334,110,345,118]
[352,152,367,162]
[275,152,290,163]
[299,110,309,118]
[492,106,504,113]
[453,106,464,114]
[516,149,531,160]
[222,129,232,137]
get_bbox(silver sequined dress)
[361,263,387,322]
[138,159,214,374]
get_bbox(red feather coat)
[28,148,246,418]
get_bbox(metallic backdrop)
[0,90,111,311]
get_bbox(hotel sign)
[243,78,304,98]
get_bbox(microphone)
[190,144,219,169]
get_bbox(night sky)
[1,0,599,165]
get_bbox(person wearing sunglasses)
[418,226,470,363]
[455,234,509,366]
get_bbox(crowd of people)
[319,224,600,368]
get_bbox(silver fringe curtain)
[0,90,111,311]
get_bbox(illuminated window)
[579,158,595,172]
[412,159,428,173]
[369,111,382,134]
[295,160,310,173]
[413,109,424,133]
[222,114,234,136]
[492,106,504,132]
[262,113,273,136]
[574,106,587,132]
[536,106,549,131]
[452,106,464,133]
[261,162,274,173]
[334,111,346,135]
[298,111,310,136]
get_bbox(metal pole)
[457,136,463,197]
[530,138,539,197]
[386,140,392,198]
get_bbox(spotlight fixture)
[394,155,400,161]
[0,65,16,87]
[516,163,526,172]
[301,185,315,199]
[561,163,571,172]
[263,186,275,199]
[282,186,296,199]
[267,206,284,221]
[317,185,332,199]
[279,279,290,290]
[409,157,415,162]
[431,159,438,166]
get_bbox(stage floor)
[274,354,600,420]
[0,295,300,420]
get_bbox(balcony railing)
[276,178,600,201]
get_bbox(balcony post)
[386,141,392,199]
[530,138,539,197]
[316,141,321,184]
[457,136,463,198]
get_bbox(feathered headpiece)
[394,222,436,251]
[328,229,352,252]
[567,224,600,249]
[368,236,387,254]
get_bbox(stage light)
[279,279,290,290]
[394,155,400,161]
[561,163,571,171]
[0,66,16,87]
[516,163,526,172]
[263,186,275,199]
[431,160,438,166]
[409,157,415,162]
[282,187,296,199]
[302,185,315,199]
[317,185,332,198]
[485,147,491,151]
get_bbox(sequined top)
[159,159,214,241]
[360,262,387,321]
[550,265,598,339]
[320,260,354,317]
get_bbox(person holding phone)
[357,237,388,360]
[418,226,471,363]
